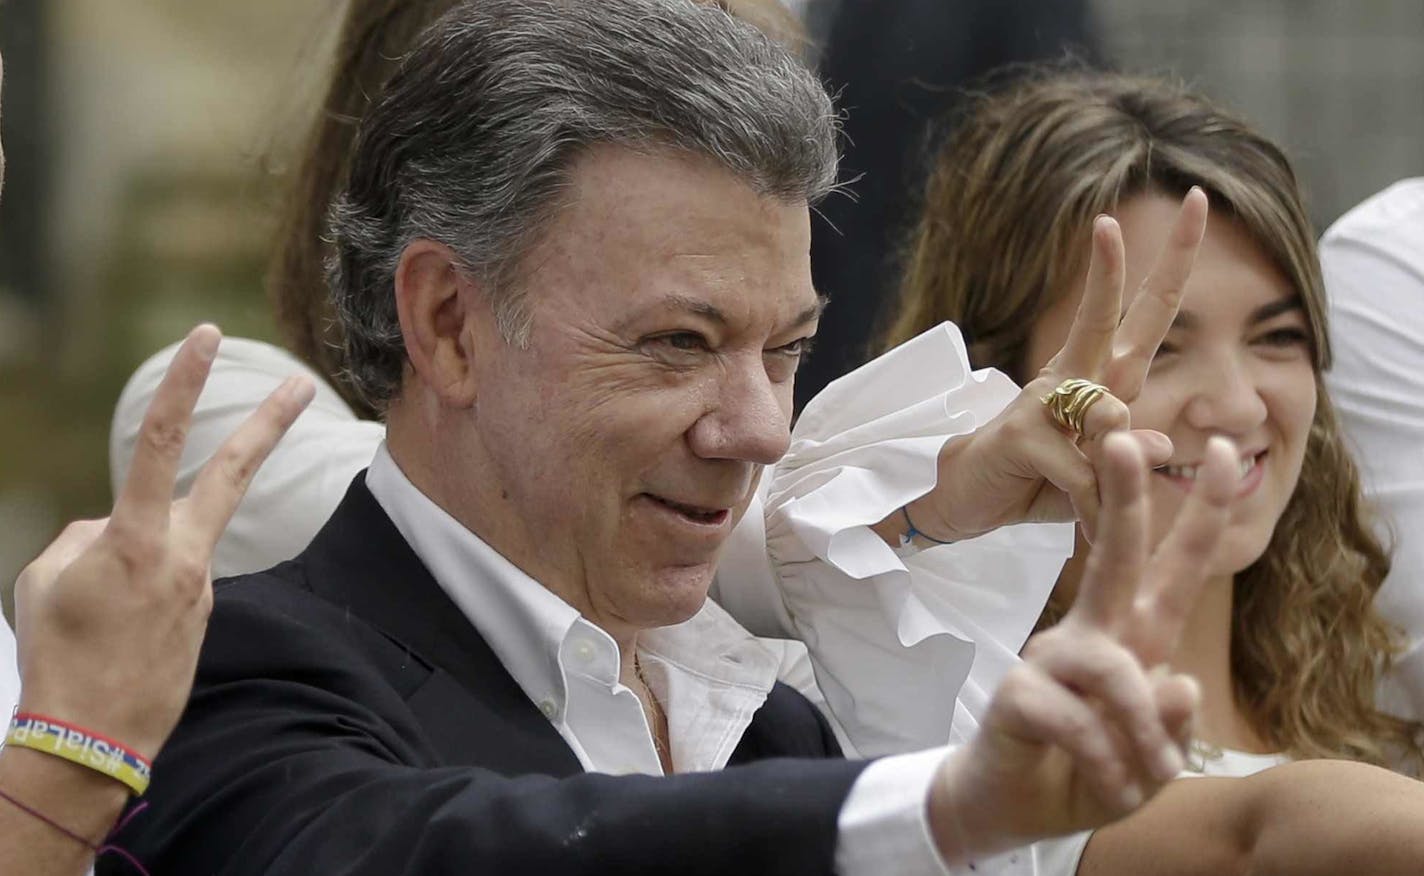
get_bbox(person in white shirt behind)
[1320,178,1424,719]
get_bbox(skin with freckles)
[387,144,821,655]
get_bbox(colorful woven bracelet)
[5,712,152,796]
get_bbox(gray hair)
[326,0,840,409]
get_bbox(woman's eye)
[1257,327,1310,348]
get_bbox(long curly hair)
[884,68,1422,768]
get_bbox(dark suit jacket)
[103,475,868,876]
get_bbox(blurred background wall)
[0,0,1420,590]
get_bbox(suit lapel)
[300,474,583,777]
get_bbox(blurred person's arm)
[0,326,312,875]
[110,337,384,578]
[1320,178,1424,720]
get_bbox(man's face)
[451,145,820,636]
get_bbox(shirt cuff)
[835,747,1041,876]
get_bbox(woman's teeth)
[1157,455,1258,480]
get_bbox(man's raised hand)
[927,431,1238,863]
[12,325,314,760]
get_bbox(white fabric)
[1320,178,1424,720]
[1184,745,1290,778]
[766,323,1076,757]
[365,443,954,876]
[0,615,17,720]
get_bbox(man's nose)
[686,358,792,465]
[1183,354,1268,435]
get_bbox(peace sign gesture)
[901,187,1210,543]
[927,431,1238,861]
[12,325,314,760]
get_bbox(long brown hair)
[267,0,809,418]
[887,69,1422,768]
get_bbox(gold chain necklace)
[634,654,670,766]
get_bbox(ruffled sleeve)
[766,323,1073,756]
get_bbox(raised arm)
[0,326,313,876]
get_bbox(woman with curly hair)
[882,67,1424,872]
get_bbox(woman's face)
[1025,192,1318,575]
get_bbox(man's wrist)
[0,745,130,839]
[927,747,1031,866]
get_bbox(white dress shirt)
[1321,177,1424,722]
[364,443,957,875]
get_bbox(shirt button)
[572,639,596,664]
[538,699,558,718]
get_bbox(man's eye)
[764,337,814,383]
[770,337,814,359]
[643,332,709,360]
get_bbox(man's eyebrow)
[790,295,829,329]
[617,293,827,334]
[612,294,729,334]
[663,293,728,326]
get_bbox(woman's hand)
[895,187,1209,544]
[12,325,314,760]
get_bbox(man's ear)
[393,239,482,408]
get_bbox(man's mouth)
[645,494,730,526]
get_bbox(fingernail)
[284,376,316,404]
[192,325,221,361]
[1155,744,1185,781]
[1118,782,1144,810]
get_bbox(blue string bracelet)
[900,505,953,546]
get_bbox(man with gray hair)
[106,1,1236,873]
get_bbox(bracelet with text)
[5,712,151,796]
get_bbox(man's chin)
[639,563,718,627]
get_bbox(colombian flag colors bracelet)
[5,712,152,796]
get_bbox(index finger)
[1108,188,1209,399]
[110,325,222,535]
[179,375,315,553]
[1050,215,1127,377]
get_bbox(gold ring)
[1040,378,1109,436]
